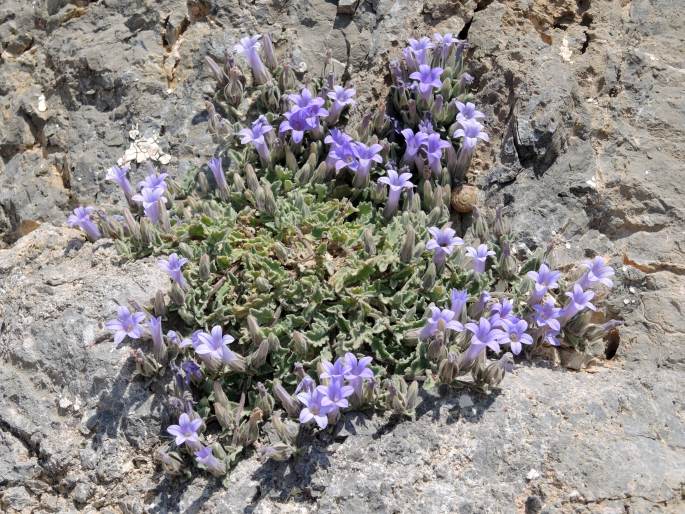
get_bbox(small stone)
[73,482,93,504]
[458,394,474,409]
[525,495,543,514]
[526,468,540,481]
[337,0,360,15]
[451,184,478,213]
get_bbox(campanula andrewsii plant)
[62,31,622,482]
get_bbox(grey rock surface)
[1,0,684,512]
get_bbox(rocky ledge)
[1,0,683,512]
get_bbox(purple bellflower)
[207,157,230,197]
[181,360,203,384]
[297,388,332,429]
[131,187,166,224]
[402,46,419,72]
[465,244,495,273]
[464,317,504,363]
[234,35,269,85]
[460,72,474,86]
[544,329,561,346]
[279,108,317,144]
[318,378,354,411]
[149,316,165,358]
[351,141,383,188]
[472,290,492,317]
[239,116,273,164]
[326,131,356,173]
[500,318,533,355]
[289,87,328,118]
[407,37,435,65]
[105,305,146,347]
[378,168,413,217]
[433,32,456,62]
[532,298,562,332]
[344,353,374,395]
[320,357,350,382]
[490,298,516,328]
[195,326,237,369]
[424,132,451,176]
[527,263,561,304]
[106,165,134,202]
[158,253,189,290]
[426,226,464,266]
[578,256,614,289]
[455,101,485,125]
[420,306,464,339]
[560,284,597,323]
[138,171,168,193]
[450,289,469,318]
[67,206,101,242]
[180,330,203,349]
[327,85,356,124]
[194,446,225,476]
[409,64,443,101]
[295,374,317,395]
[167,413,202,446]
[400,128,428,167]
[454,119,489,154]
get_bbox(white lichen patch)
[117,124,173,166]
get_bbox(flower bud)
[213,380,230,407]
[140,218,157,247]
[244,163,260,192]
[263,186,277,215]
[422,262,437,290]
[155,449,184,475]
[273,241,289,261]
[214,402,233,429]
[292,331,309,356]
[122,208,141,241]
[256,382,275,417]
[427,205,444,227]
[249,339,271,368]
[132,348,160,377]
[199,254,211,281]
[285,146,298,172]
[233,172,245,192]
[196,170,210,194]
[472,207,489,243]
[154,290,166,317]
[259,442,294,462]
[427,331,447,362]
[272,410,299,444]
[362,228,376,255]
[178,242,194,260]
[261,32,278,70]
[273,380,300,418]
[169,283,186,305]
[245,315,261,343]
[400,226,416,264]
[438,352,460,383]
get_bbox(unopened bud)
[400,226,416,264]
[292,331,309,357]
[169,283,186,305]
[363,227,376,255]
[249,339,271,368]
[154,290,166,317]
[199,254,211,281]
[422,261,437,290]
[273,380,300,418]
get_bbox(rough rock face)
[1,0,684,512]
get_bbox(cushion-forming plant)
[68,32,617,479]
